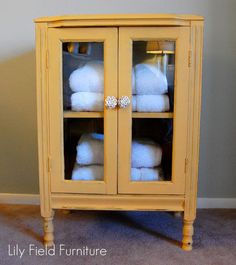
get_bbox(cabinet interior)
[63,118,173,182]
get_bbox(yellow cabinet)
[35,14,204,251]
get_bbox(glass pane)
[64,118,104,181]
[132,40,175,112]
[131,118,173,182]
[131,40,175,182]
[62,42,104,111]
[62,42,104,181]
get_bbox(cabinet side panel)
[184,21,204,219]
[36,23,52,217]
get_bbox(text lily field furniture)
[35,14,204,251]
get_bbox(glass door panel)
[48,28,117,194]
[63,118,104,182]
[118,27,189,194]
[62,41,105,184]
[131,40,174,184]
[132,40,175,113]
[63,42,104,112]
[131,118,173,182]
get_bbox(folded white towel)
[134,63,168,95]
[132,96,137,111]
[132,94,170,112]
[72,164,103,181]
[76,133,104,165]
[131,167,163,181]
[69,61,104,93]
[132,68,136,94]
[76,134,162,168]
[71,164,163,181]
[71,92,103,111]
[132,139,162,168]
[71,92,169,112]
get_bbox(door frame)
[118,26,190,194]
[48,27,118,194]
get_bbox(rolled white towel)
[71,92,103,111]
[134,63,168,95]
[132,139,162,168]
[76,133,104,165]
[76,134,162,168]
[132,68,136,94]
[132,95,137,111]
[69,61,104,93]
[72,164,103,181]
[131,167,164,181]
[134,94,170,112]
[71,164,163,182]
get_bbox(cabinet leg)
[43,213,54,246]
[182,219,194,251]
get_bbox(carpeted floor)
[0,205,235,265]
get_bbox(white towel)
[71,92,169,112]
[72,164,103,181]
[134,63,168,95]
[76,133,104,165]
[132,68,136,94]
[71,92,103,111]
[69,61,104,93]
[132,139,162,168]
[132,96,137,111]
[131,167,163,181]
[71,164,163,181]
[132,94,170,112]
[76,134,162,168]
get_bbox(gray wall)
[0,0,236,197]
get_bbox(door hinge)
[46,50,49,69]
[188,50,192,68]
[184,158,188,174]
[47,156,52,173]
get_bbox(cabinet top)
[34,14,204,27]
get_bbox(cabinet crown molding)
[34,14,204,27]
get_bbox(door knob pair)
[105,96,130,109]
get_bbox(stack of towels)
[69,60,170,112]
[132,63,170,112]
[69,61,104,112]
[72,133,164,182]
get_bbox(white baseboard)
[0,193,235,208]
[0,193,40,205]
[197,198,236,209]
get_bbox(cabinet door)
[118,27,190,194]
[48,28,118,194]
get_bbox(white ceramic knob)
[118,96,131,109]
[105,96,118,109]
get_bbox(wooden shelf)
[63,111,104,118]
[146,50,175,55]
[132,112,173,118]
[64,111,173,119]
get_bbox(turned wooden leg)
[43,213,54,246]
[182,219,194,251]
